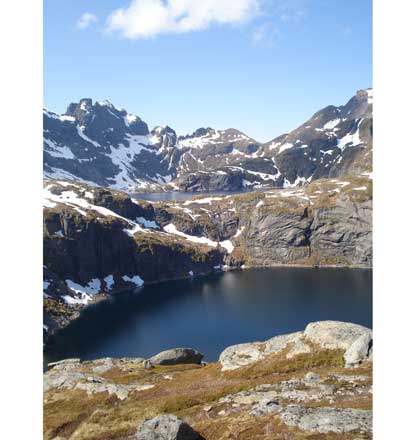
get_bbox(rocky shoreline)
[44,320,373,440]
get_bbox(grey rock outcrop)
[267,332,312,359]
[309,197,372,267]
[244,210,312,263]
[219,321,372,371]
[304,321,372,350]
[219,331,305,371]
[91,357,115,373]
[74,380,154,400]
[148,348,204,366]
[279,405,372,434]
[44,358,154,399]
[242,191,371,267]
[344,333,372,367]
[218,341,265,371]
[47,358,80,369]
[136,414,204,440]
[217,370,372,433]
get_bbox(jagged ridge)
[43,89,372,192]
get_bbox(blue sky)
[44,0,372,142]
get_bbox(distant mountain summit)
[43,98,178,189]
[43,89,372,191]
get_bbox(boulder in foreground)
[136,414,205,440]
[148,348,204,366]
[219,320,372,370]
[304,321,372,350]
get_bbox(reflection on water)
[45,267,372,364]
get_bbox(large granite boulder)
[344,333,373,367]
[219,321,372,371]
[279,405,372,434]
[218,341,264,371]
[219,331,309,371]
[136,414,204,440]
[304,321,372,350]
[148,348,204,366]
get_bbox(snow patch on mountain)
[124,114,139,127]
[77,125,101,148]
[279,143,294,154]
[337,120,363,151]
[43,182,152,235]
[122,275,144,287]
[44,138,76,159]
[163,223,219,247]
[63,278,102,305]
[43,108,75,123]
[323,119,341,130]
[283,175,313,188]
[183,196,223,206]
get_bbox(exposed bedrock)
[44,321,373,440]
[219,320,373,371]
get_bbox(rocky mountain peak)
[193,127,215,137]
[96,99,118,109]
[152,125,176,136]
[151,125,178,149]
[356,88,372,101]
[178,127,215,141]
[339,88,373,120]
[65,98,93,119]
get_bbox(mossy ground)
[44,347,372,440]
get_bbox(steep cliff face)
[241,191,372,267]
[244,207,312,263]
[308,198,372,267]
[158,176,372,268]
[44,181,224,286]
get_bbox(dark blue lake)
[44,267,372,364]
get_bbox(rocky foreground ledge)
[44,321,372,440]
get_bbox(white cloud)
[77,12,98,30]
[106,0,261,39]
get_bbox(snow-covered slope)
[260,88,373,187]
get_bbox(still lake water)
[131,190,250,202]
[45,267,372,364]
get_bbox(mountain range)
[43,89,373,192]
